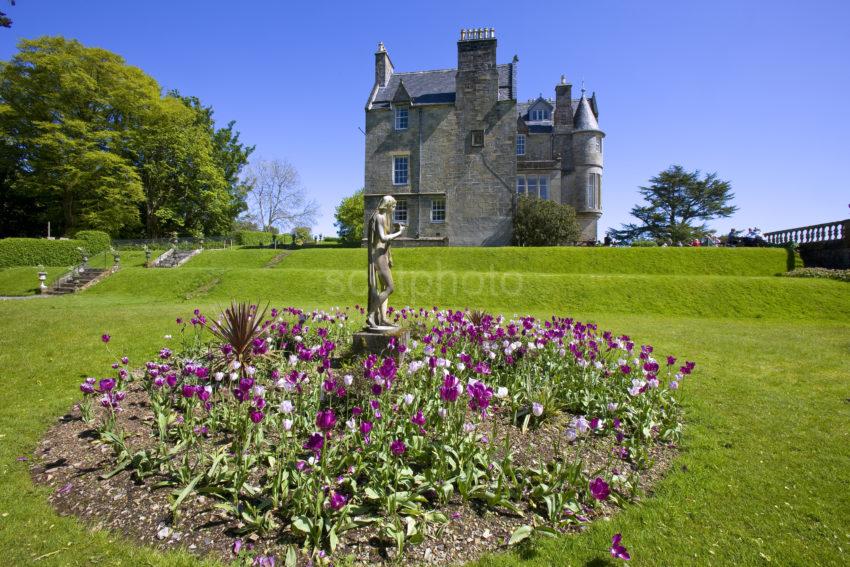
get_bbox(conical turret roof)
[573,94,600,131]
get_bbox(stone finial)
[561,74,566,85]
[377,41,385,52]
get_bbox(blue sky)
[2,0,848,237]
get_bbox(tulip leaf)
[509,524,533,546]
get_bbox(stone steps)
[47,268,109,295]
[154,250,197,268]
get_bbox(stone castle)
[364,28,604,246]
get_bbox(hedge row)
[235,231,292,246]
[0,238,85,267]
[74,230,111,254]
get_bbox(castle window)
[431,198,446,222]
[393,199,408,223]
[516,134,525,156]
[394,108,408,130]
[393,155,409,185]
[530,109,550,121]
[539,176,549,200]
[471,130,484,147]
[586,173,601,209]
[595,136,603,153]
[517,175,550,199]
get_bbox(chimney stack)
[375,42,393,87]
[555,75,573,127]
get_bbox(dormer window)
[394,107,408,130]
[530,109,550,121]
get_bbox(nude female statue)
[366,195,405,329]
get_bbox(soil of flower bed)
[31,385,678,566]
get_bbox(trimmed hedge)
[235,231,291,247]
[0,238,84,267]
[74,230,111,254]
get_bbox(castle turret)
[571,91,604,241]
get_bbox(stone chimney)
[456,28,498,111]
[375,42,393,87]
[554,75,573,127]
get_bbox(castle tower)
[571,91,604,242]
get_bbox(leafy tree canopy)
[512,196,580,246]
[0,36,253,238]
[609,165,737,243]
[334,188,364,247]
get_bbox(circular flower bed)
[33,304,695,565]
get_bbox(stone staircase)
[47,268,110,295]
[152,248,200,268]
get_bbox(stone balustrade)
[764,219,849,245]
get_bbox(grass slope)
[275,247,791,276]
[0,247,848,566]
[0,267,68,296]
[85,267,850,321]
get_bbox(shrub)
[0,238,84,267]
[74,230,111,255]
[782,267,850,283]
[236,230,275,247]
[513,196,580,246]
[630,239,658,247]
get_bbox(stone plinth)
[352,327,410,361]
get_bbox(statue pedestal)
[352,327,409,362]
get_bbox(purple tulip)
[98,378,116,392]
[411,410,426,426]
[303,432,324,453]
[181,384,196,398]
[316,408,336,432]
[390,439,406,456]
[249,410,264,423]
[328,490,348,511]
[610,533,630,560]
[101,334,110,344]
[359,421,373,435]
[440,374,460,403]
[590,477,610,500]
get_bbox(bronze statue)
[366,195,405,329]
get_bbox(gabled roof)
[371,64,515,108]
[517,98,581,126]
[392,80,412,105]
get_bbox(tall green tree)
[512,196,580,246]
[609,165,737,243]
[0,36,155,236]
[0,36,254,238]
[334,188,364,247]
[169,91,255,228]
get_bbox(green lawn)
[0,247,847,566]
[0,266,68,296]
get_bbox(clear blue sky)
[2,0,848,237]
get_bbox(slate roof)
[517,97,599,131]
[372,64,515,108]
[573,95,601,131]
